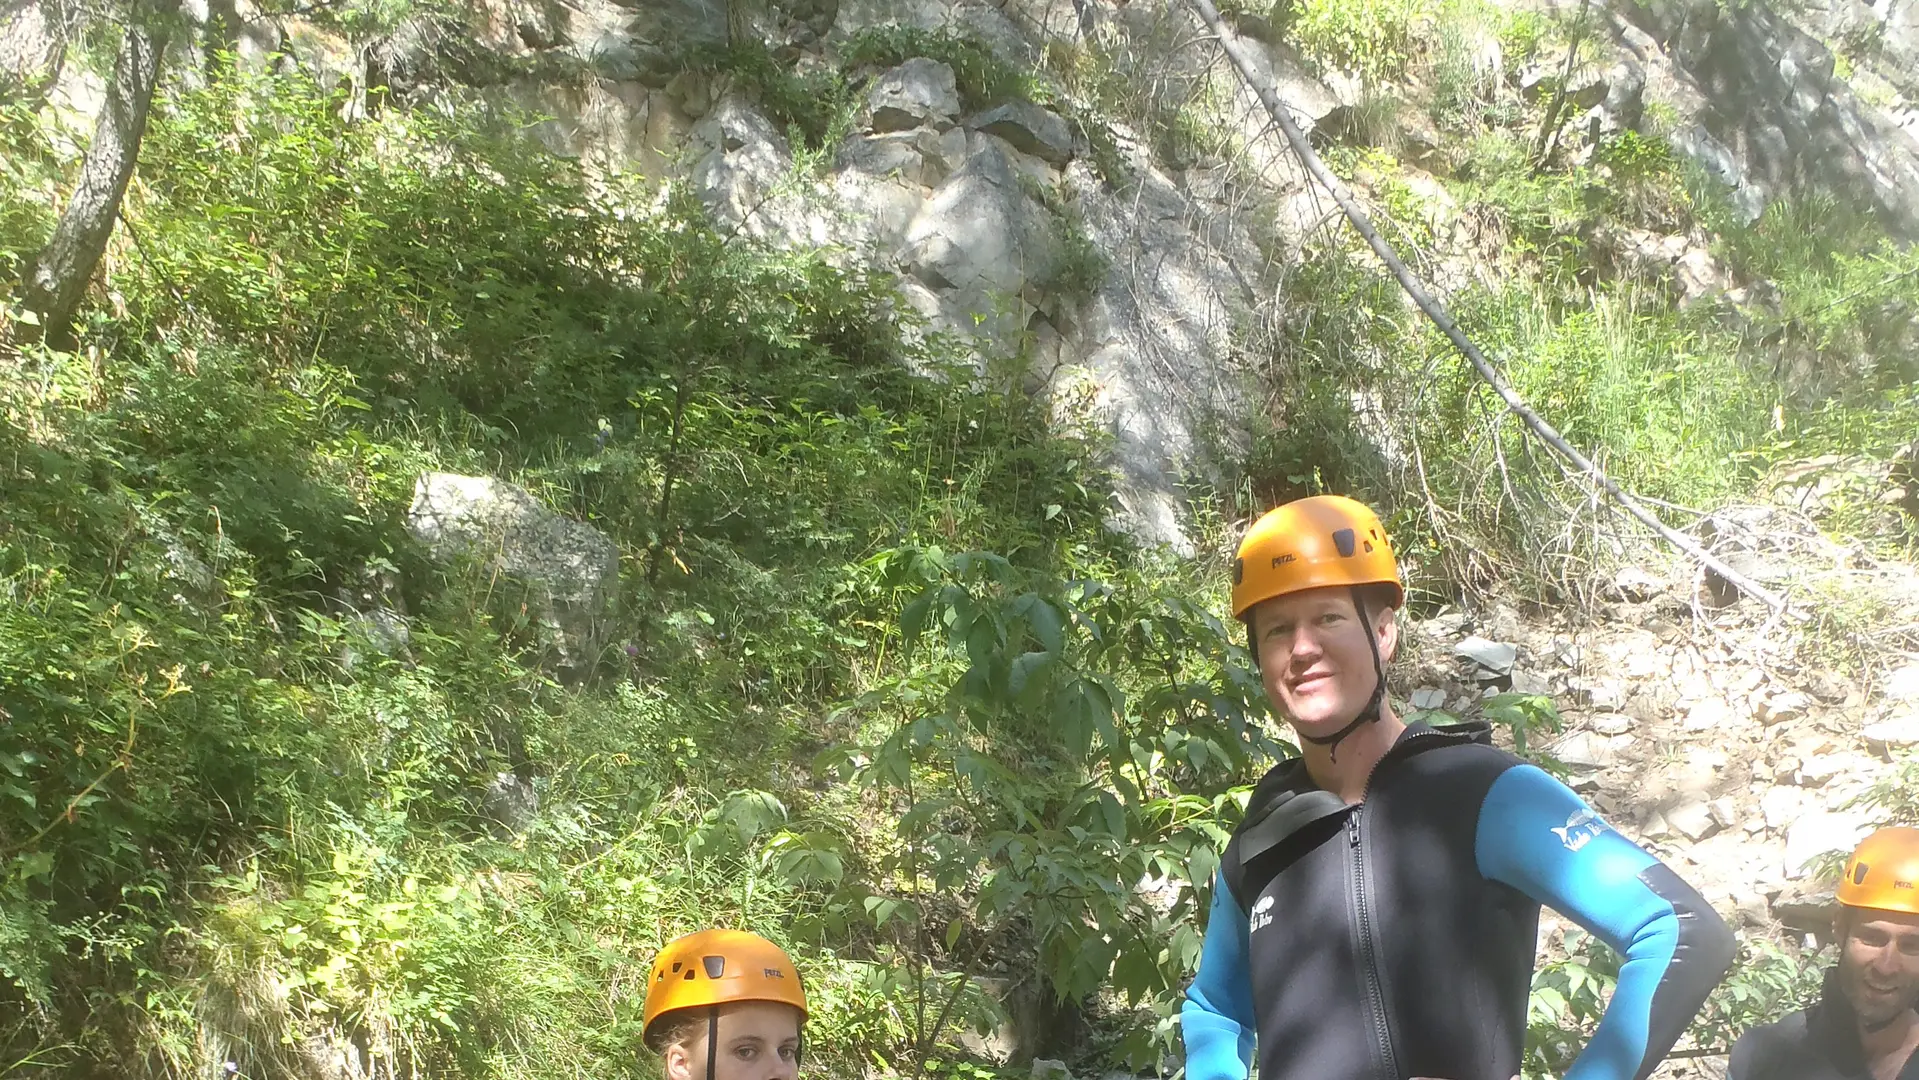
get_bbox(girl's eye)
[734,1046,758,1061]
[779,1046,799,1062]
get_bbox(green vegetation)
[1226,0,1919,599]
[0,62,1264,1076]
[1284,0,1437,80]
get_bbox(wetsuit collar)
[1269,719,1493,799]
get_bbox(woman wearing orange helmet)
[643,929,809,1080]
[1182,495,1732,1080]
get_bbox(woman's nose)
[1290,625,1324,662]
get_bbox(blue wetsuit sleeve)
[1180,870,1256,1080]
[1477,765,1735,1080]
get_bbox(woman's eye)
[779,1046,798,1062]
[734,1046,758,1061]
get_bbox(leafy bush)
[795,546,1279,1069]
[1280,0,1439,80]
[1524,928,1828,1079]
[0,62,1136,1077]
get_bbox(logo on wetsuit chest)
[1552,808,1609,852]
[1249,895,1275,934]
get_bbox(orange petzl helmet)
[642,929,809,1042]
[1837,827,1919,916]
[1231,494,1403,620]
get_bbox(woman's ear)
[1374,605,1399,665]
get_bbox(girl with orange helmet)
[642,929,809,1080]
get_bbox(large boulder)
[407,472,620,673]
[867,58,961,133]
[691,93,843,249]
[897,134,1061,343]
[969,101,1075,166]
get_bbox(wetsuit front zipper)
[1348,805,1401,1080]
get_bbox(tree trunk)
[19,0,176,347]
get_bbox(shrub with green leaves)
[792,546,1280,1069]
[1281,0,1438,80]
[0,60,1133,1077]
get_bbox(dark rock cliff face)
[1617,0,1919,236]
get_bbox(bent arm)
[1477,766,1735,1080]
[1181,870,1256,1080]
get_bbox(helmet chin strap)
[1290,586,1388,763]
[706,1006,718,1080]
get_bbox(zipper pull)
[1347,810,1360,847]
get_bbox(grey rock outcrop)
[407,472,620,672]
[611,0,729,83]
[831,0,1034,63]
[898,136,1061,336]
[693,92,799,231]
[0,0,62,98]
[482,771,541,836]
[970,101,1075,165]
[1614,0,1919,234]
[868,58,961,133]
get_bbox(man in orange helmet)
[1181,495,1734,1080]
[1731,828,1919,1080]
[642,929,808,1080]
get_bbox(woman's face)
[1251,585,1397,734]
[663,1001,804,1080]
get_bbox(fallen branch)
[1183,0,1796,616]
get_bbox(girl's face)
[663,1001,804,1080]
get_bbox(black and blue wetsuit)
[1182,720,1734,1080]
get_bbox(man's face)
[1250,586,1397,736]
[1838,909,1919,1026]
